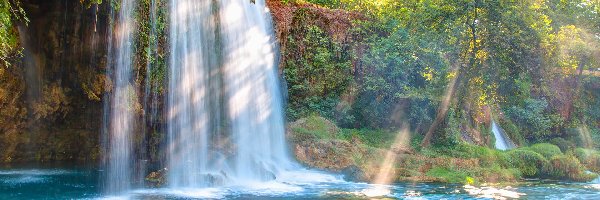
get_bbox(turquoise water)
[1,164,600,199]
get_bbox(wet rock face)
[145,168,167,187]
[341,165,367,182]
[0,0,109,163]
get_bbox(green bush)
[549,138,576,152]
[505,149,549,177]
[457,144,507,167]
[529,143,562,159]
[544,154,597,182]
[574,148,600,173]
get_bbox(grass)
[426,167,469,183]
[338,128,396,148]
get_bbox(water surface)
[1,165,600,199]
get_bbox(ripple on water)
[1,176,47,185]
[0,169,74,176]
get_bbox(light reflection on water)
[1,166,600,199]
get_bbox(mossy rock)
[529,143,562,159]
[288,115,339,141]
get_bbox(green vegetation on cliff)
[276,0,600,150]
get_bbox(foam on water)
[275,169,344,185]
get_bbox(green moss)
[338,128,396,148]
[290,115,339,140]
[426,167,469,183]
[505,149,549,177]
[429,143,508,168]
[529,143,562,159]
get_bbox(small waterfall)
[17,25,41,110]
[167,0,295,187]
[104,0,137,194]
[492,121,515,150]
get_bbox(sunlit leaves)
[0,0,26,67]
[555,25,599,75]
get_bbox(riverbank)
[288,115,600,185]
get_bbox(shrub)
[549,138,575,152]
[505,149,549,177]
[529,143,562,159]
[544,154,597,182]
[574,148,600,173]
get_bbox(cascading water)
[168,0,214,188]
[17,25,41,110]
[492,121,515,151]
[104,0,136,194]
[167,0,295,187]
[220,0,295,182]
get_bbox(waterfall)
[167,0,295,187]
[104,0,137,194]
[492,121,515,151]
[17,25,41,111]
